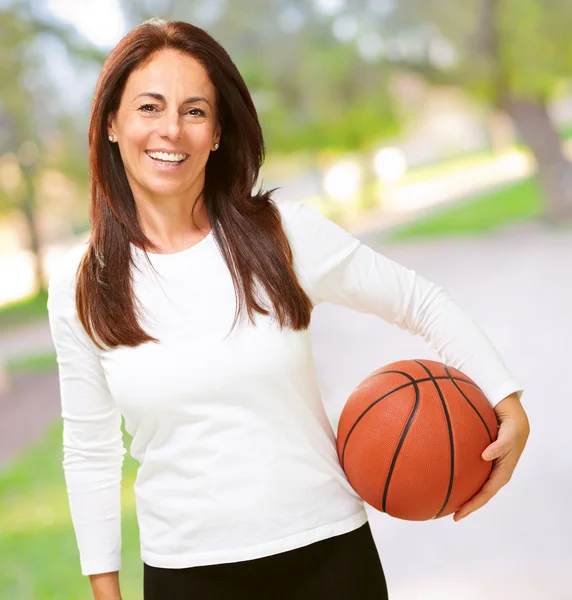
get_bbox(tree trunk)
[502,96,572,223]
[476,0,572,222]
[20,166,46,294]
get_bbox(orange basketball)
[336,359,498,521]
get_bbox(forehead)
[124,50,215,101]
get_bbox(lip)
[144,150,189,171]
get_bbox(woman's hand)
[453,392,530,522]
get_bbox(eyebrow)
[132,92,211,107]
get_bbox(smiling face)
[107,49,221,205]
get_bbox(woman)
[47,18,529,600]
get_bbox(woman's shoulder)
[275,200,325,246]
[275,200,361,273]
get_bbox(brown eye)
[138,104,157,112]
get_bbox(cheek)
[124,122,151,151]
[117,114,150,151]
[188,124,215,150]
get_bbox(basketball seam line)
[340,373,419,470]
[444,364,496,444]
[382,376,420,514]
[340,373,482,469]
[413,360,455,519]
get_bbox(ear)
[214,122,221,145]
[107,113,116,139]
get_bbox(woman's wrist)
[494,392,529,428]
[89,571,122,600]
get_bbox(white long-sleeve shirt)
[47,200,523,576]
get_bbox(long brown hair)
[76,18,313,350]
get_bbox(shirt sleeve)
[278,201,523,408]
[47,245,126,576]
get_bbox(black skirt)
[143,521,389,599]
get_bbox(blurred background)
[0,0,570,598]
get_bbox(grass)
[0,288,49,331]
[0,418,143,600]
[399,148,497,185]
[5,351,57,375]
[386,177,545,241]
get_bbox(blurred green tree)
[386,0,572,221]
[0,1,106,292]
[117,0,401,156]
[117,0,402,218]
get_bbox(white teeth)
[146,151,187,162]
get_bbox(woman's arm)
[493,391,529,425]
[280,201,523,407]
[89,571,122,600]
[47,246,126,577]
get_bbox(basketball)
[336,359,499,521]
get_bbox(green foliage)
[119,0,401,156]
[395,0,572,104]
[262,98,400,155]
[498,0,572,99]
[0,2,104,235]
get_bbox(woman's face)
[107,49,221,203]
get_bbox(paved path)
[0,320,55,364]
[1,225,570,598]
[0,371,60,467]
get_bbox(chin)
[146,186,186,197]
[143,176,187,191]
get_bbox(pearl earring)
[108,135,115,142]
[213,143,219,150]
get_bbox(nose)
[158,109,182,140]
